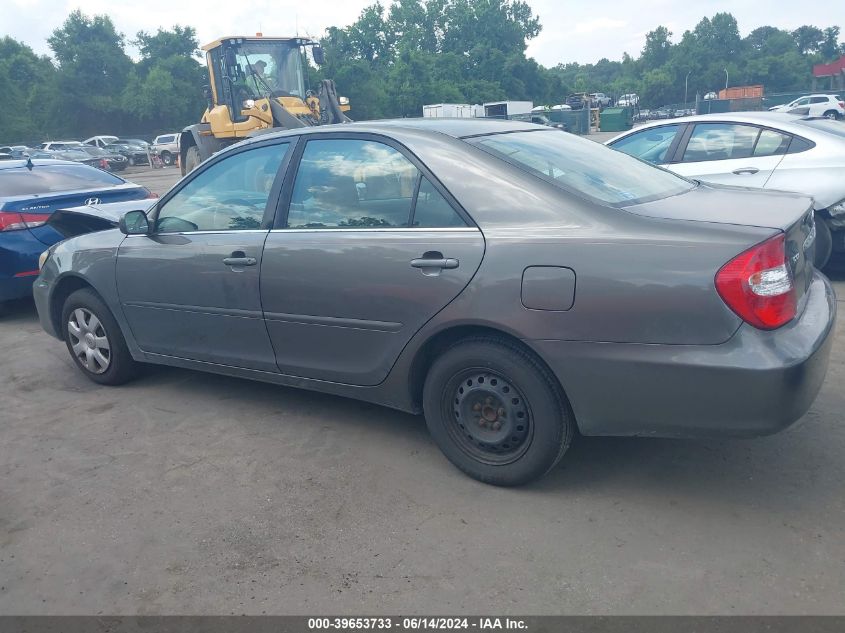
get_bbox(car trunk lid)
[627,182,815,309]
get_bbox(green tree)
[47,10,133,136]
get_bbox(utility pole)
[685,71,691,105]
[724,68,729,90]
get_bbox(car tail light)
[0,211,51,232]
[715,233,796,330]
[99,158,109,169]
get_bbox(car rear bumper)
[532,271,836,438]
[0,230,47,301]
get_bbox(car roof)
[245,118,540,144]
[0,159,82,171]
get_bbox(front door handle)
[223,251,257,267]
[732,167,760,175]
[410,258,459,269]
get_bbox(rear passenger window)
[682,123,758,162]
[787,136,815,154]
[412,178,467,228]
[287,139,418,229]
[754,129,791,157]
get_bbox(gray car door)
[260,136,485,386]
[115,141,292,371]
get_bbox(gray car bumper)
[532,271,837,438]
[33,276,60,340]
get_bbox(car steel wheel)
[446,368,533,466]
[67,307,111,374]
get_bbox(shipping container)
[483,101,533,118]
[718,85,764,100]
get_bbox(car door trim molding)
[122,301,263,320]
[267,227,479,234]
[263,311,403,332]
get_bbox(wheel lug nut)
[492,422,502,431]
[485,397,493,405]
[473,403,482,411]
[498,408,505,417]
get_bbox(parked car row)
[1,133,182,170]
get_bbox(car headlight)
[242,99,256,109]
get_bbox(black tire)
[422,337,575,486]
[61,288,138,386]
[184,145,201,175]
[815,215,833,269]
[823,110,840,120]
[127,156,136,166]
[160,151,173,166]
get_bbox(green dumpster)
[600,107,633,132]
[549,108,590,134]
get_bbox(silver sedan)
[607,112,845,268]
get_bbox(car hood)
[624,182,813,231]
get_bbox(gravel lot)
[1,143,844,615]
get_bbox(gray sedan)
[33,119,836,485]
[606,112,845,269]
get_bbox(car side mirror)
[119,210,150,235]
[312,45,325,66]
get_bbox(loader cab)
[205,37,311,127]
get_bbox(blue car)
[1,159,153,302]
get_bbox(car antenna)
[26,157,34,171]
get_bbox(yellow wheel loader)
[179,35,350,175]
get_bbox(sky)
[3,0,845,66]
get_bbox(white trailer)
[482,101,533,118]
[422,103,483,118]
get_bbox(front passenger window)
[609,125,680,164]
[155,143,289,233]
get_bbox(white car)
[39,141,84,152]
[83,135,120,149]
[589,93,611,108]
[606,112,845,268]
[769,95,844,120]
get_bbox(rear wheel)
[61,288,138,386]
[160,151,173,165]
[823,110,840,120]
[423,338,575,486]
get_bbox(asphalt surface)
[1,150,844,616]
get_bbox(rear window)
[0,164,123,196]
[158,135,175,143]
[471,130,694,207]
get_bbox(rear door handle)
[732,167,760,175]
[223,251,257,267]
[410,258,459,269]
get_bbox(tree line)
[1,1,844,143]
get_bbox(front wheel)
[160,151,173,165]
[423,338,575,486]
[184,145,201,175]
[61,288,139,385]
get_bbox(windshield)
[0,164,123,196]
[236,41,305,98]
[795,118,845,140]
[471,130,694,207]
